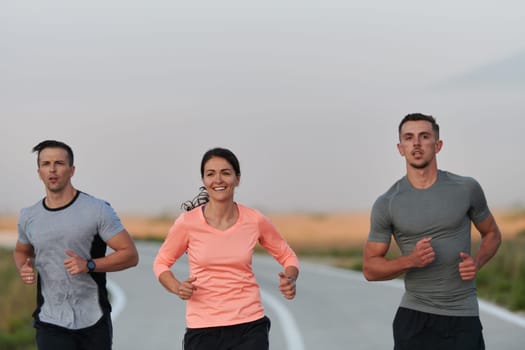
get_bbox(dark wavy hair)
[32,140,74,166]
[181,148,241,211]
[398,113,439,140]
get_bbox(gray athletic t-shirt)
[368,170,490,316]
[18,191,124,329]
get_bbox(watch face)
[87,260,96,271]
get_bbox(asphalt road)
[109,242,525,350]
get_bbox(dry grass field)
[119,212,372,248]
[2,209,524,250]
[118,209,525,248]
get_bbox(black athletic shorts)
[393,307,485,350]
[183,316,271,350]
[34,314,112,350]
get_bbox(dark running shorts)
[35,314,112,350]
[393,307,485,350]
[183,316,271,350]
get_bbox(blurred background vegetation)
[476,230,525,311]
[0,249,36,350]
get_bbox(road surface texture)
[110,242,525,349]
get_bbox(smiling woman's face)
[202,156,240,202]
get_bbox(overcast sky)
[1,1,524,215]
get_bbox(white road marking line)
[108,278,127,320]
[261,289,305,350]
[479,300,525,329]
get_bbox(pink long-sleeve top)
[153,203,299,328]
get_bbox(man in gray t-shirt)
[13,140,139,350]
[363,114,502,350]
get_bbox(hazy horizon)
[2,1,524,215]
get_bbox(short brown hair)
[399,113,439,140]
[32,140,74,166]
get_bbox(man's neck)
[45,186,78,209]
[406,166,439,190]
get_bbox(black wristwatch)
[87,259,96,273]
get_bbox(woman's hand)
[278,272,297,300]
[178,276,197,300]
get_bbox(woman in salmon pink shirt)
[153,147,299,350]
